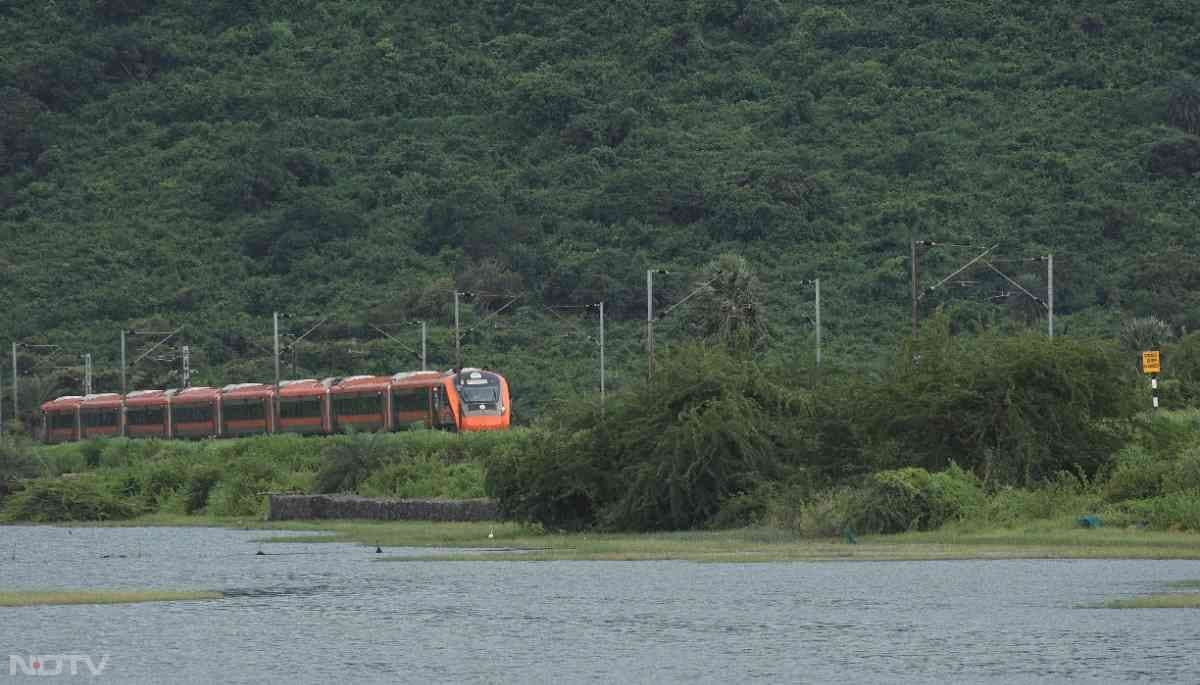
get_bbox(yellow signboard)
[1141,351,1161,374]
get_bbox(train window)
[224,401,265,421]
[127,408,164,426]
[174,405,213,423]
[460,385,500,404]
[81,410,118,428]
[280,398,322,419]
[393,389,430,413]
[333,394,383,416]
[49,412,76,429]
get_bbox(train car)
[220,383,274,437]
[38,367,513,443]
[79,393,122,439]
[277,378,334,434]
[330,375,391,433]
[453,368,511,431]
[124,389,171,439]
[41,396,83,443]
[389,371,451,430]
[170,387,220,439]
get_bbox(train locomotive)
[39,368,510,443]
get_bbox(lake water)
[1,526,1198,683]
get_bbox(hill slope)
[1,0,1198,421]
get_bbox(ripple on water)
[2,527,1199,683]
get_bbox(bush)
[978,472,1101,527]
[1104,449,1169,501]
[486,344,806,531]
[0,434,40,494]
[360,460,486,499]
[849,467,934,534]
[1,477,140,522]
[182,463,223,514]
[793,487,858,538]
[1110,491,1200,530]
[869,321,1137,484]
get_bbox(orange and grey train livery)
[39,367,511,443]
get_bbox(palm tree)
[1119,316,1172,352]
[684,253,768,351]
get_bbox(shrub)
[360,460,486,499]
[1110,491,1200,530]
[848,467,934,534]
[793,487,858,538]
[926,463,985,523]
[709,489,772,529]
[314,432,386,494]
[182,463,223,514]
[1,478,139,522]
[978,472,1101,527]
[1104,448,1169,501]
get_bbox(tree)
[1120,316,1172,352]
[1168,78,1200,135]
[683,253,768,351]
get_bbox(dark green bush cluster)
[847,465,984,534]
[488,327,1140,532]
[487,344,806,530]
[1100,414,1200,530]
[2,477,138,522]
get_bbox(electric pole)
[599,301,606,404]
[421,321,427,371]
[120,330,127,395]
[273,312,280,388]
[454,290,461,370]
[181,346,190,388]
[82,353,93,395]
[120,329,127,437]
[1047,253,1054,339]
[910,241,919,338]
[815,278,822,368]
[11,342,17,425]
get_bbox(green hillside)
[1,0,1198,424]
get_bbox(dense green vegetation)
[3,1,1200,542]
[2,0,1199,426]
[487,324,1200,533]
[0,430,518,520]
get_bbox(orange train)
[39,368,510,443]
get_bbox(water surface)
[1,526,1197,683]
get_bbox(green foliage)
[1119,316,1173,352]
[0,434,41,500]
[1167,78,1200,135]
[13,431,521,521]
[682,253,768,352]
[2,477,140,522]
[359,459,485,499]
[868,319,1138,483]
[314,431,387,494]
[0,0,1197,433]
[843,464,983,534]
[487,343,805,530]
[1109,491,1200,531]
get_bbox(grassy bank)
[11,514,1200,562]
[0,590,223,607]
[218,517,1200,562]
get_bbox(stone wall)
[265,494,501,522]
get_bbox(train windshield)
[460,386,500,404]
